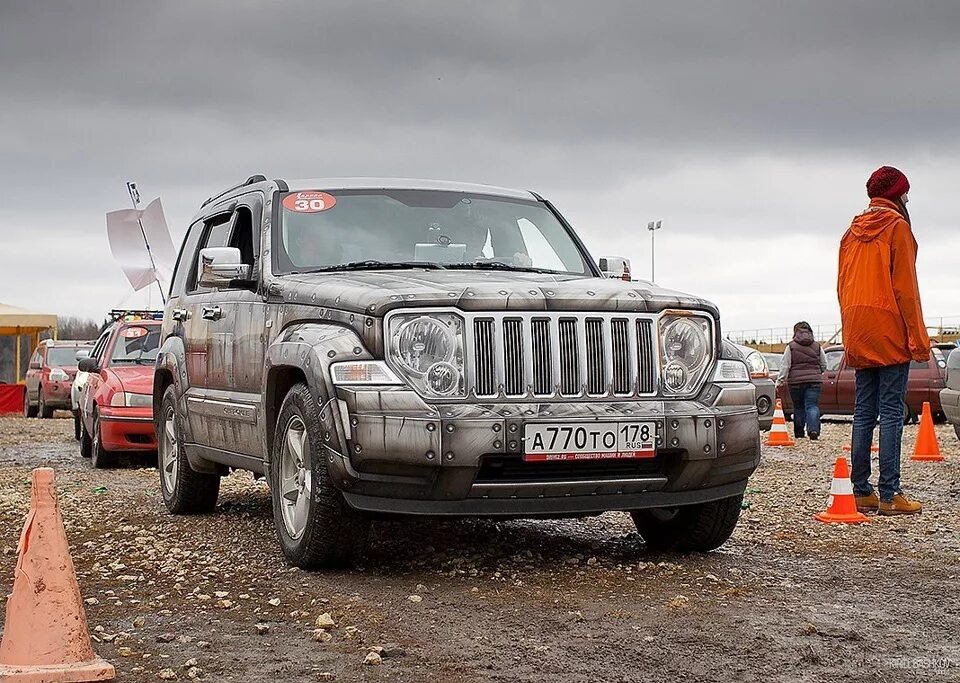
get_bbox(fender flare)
[154,333,190,438]
[262,322,373,462]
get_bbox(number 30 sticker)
[282,191,337,213]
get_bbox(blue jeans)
[850,363,910,502]
[788,382,822,438]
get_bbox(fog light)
[664,362,688,392]
[425,362,459,396]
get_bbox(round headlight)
[425,362,460,396]
[395,316,455,376]
[746,351,767,376]
[664,362,688,391]
[662,318,709,367]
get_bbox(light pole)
[647,220,662,282]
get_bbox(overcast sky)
[2,1,958,337]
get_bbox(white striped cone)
[764,399,795,446]
[815,456,869,523]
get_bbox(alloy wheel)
[278,415,312,540]
[160,406,179,493]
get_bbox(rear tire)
[91,412,116,469]
[79,415,92,458]
[631,494,744,552]
[23,389,38,418]
[270,382,369,569]
[158,385,220,514]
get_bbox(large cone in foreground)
[0,468,115,682]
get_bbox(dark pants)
[788,382,822,438]
[850,363,910,502]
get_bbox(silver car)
[941,347,960,440]
[154,176,761,568]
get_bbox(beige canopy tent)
[0,303,58,383]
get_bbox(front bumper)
[41,382,73,409]
[327,382,761,516]
[99,406,157,451]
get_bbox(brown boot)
[855,491,879,513]
[878,493,922,516]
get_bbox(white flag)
[105,198,176,292]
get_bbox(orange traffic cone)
[814,457,869,524]
[910,401,943,462]
[764,399,795,447]
[0,468,115,682]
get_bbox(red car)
[777,345,947,422]
[78,318,161,468]
[23,340,94,418]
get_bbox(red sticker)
[122,327,148,339]
[283,191,337,213]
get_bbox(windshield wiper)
[306,260,446,273]
[445,261,566,275]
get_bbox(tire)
[270,382,369,569]
[79,415,92,458]
[38,389,54,419]
[91,412,116,469]
[158,385,220,514]
[954,424,960,441]
[631,494,744,552]
[23,389,38,418]
[73,411,81,441]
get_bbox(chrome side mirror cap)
[598,256,632,281]
[197,247,254,289]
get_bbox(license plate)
[523,422,657,462]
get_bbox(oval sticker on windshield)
[283,191,337,213]
[122,327,148,339]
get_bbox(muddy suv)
[155,176,761,568]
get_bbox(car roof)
[284,177,538,201]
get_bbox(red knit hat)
[866,166,910,200]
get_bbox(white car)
[70,347,94,440]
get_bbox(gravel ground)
[1,415,959,682]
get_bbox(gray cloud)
[1,0,958,329]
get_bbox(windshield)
[109,325,161,365]
[763,354,781,371]
[274,189,592,275]
[46,346,85,367]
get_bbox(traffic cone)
[764,399,795,447]
[814,457,870,524]
[0,468,115,682]
[911,401,943,462]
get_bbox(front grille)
[469,314,658,400]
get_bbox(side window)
[30,349,42,368]
[91,330,111,361]
[229,207,256,267]
[825,351,843,372]
[170,221,205,298]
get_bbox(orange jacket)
[837,198,930,369]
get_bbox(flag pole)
[126,181,167,306]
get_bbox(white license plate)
[523,422,657,462]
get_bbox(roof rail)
[201,174,268,208]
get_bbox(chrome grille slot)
[611,319,631,394]
[531,319,552,395]
[637,319,656,394]
[474,318,496,397]
[585,319,605,394]
[503,318,524,396]
[559,318,580,396]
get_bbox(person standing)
[775,321,827,440]
[837,166,929,516]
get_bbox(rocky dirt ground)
[1,416,959,682]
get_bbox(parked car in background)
[23,339,95,418]
[70,346,94,439]
[155,176,762,569]
[78,314,162,468]
[778,345,947,422]
[941,347,960,440]
[732,343,775,430]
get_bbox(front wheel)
[631,494,743,552]
[90,412,116,469]
[73,411,81,441]
[38,389,54,419]
[158,385,220,514]
[270,382,369,569]
[23,389,38,418]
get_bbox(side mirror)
[29,361,41,370]
[197,247,254,289]
[77,357,100,373]
[75,349,91,362]
[599,256,632,281]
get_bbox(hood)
[276,269,719,318]
[793,329,815,346]
[108,365,154,395]
[849,198,905,243]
